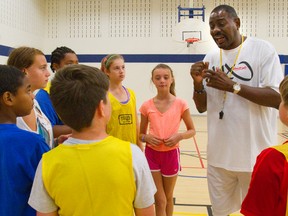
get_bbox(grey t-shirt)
[28,137,156,213]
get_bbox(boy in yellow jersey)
[28,64,156,216]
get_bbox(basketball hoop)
[185,37,200,47]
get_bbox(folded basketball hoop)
[185,37,200,47]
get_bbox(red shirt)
[241,143,288,216]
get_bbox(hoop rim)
[185,37,201,43]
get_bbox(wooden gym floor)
[171,115,287,216]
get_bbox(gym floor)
[172,115,287,216]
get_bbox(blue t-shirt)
[0,124,49,216]
[36,89,63,126]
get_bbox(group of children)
[101,54,197,215]
[1,45,288,215]
[0,46,196,216]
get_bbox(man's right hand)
[190,61,208,113]
[190,61,209,85]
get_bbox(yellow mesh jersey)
[43,81,51,94]
[42,136,136,216]
[272,144,288,216]
[273,144,288,160]
[107,88,137,144]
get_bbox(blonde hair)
[279,75,288,106]
[151,63,176,96]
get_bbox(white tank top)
[17,99,54,148]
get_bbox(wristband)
[194,87,205,94]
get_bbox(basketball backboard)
[172,18,210,45]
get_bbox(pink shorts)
[145,146,181,177]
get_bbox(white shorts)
[207,164,252,216]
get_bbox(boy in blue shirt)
[0,65,49,216]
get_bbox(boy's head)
[0,65,34,117]
[279,76,288,126]
[50,64,109,132]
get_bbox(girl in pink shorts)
[139,64,196,216]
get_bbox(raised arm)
[204,68,281,109]
[232,84,280,109]
[190,62,208,113]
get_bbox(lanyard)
[219,35,244,119]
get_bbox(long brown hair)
[7,46,44,70]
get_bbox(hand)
[145,134,163,147]
[57,134,71,144]
[163,133,182,147]
[203,68,234,92]
[190,61,209,85]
